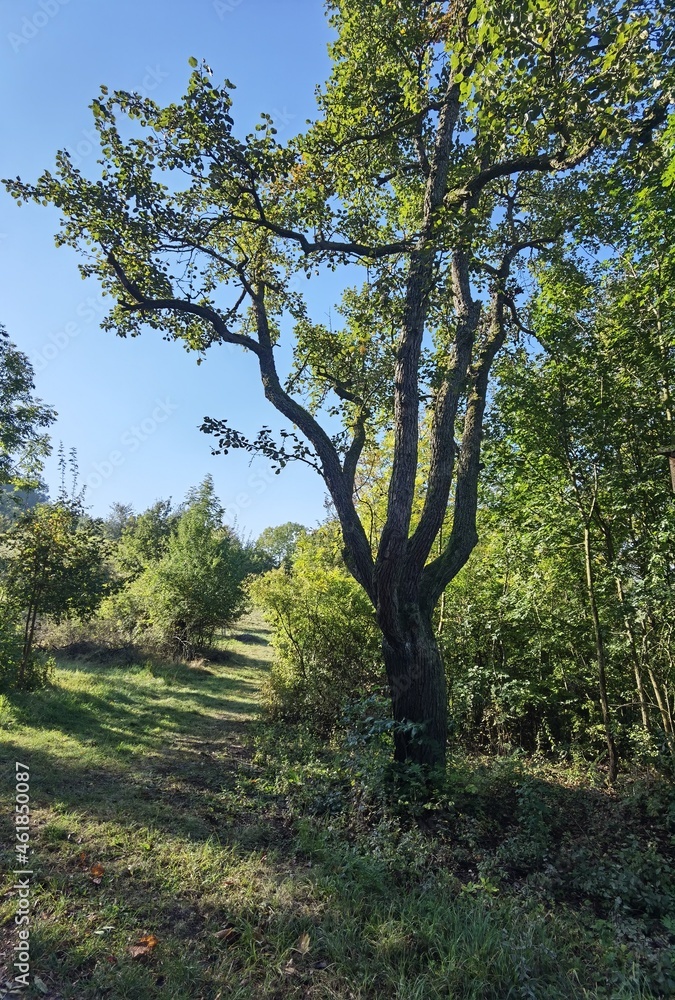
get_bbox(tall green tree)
[131,477,247,656]
[488,243,675,769]
[114,498,176,578]
[0,325,55,491]
[255,522,306,569]
[6,1,673,765]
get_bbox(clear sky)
[0,0,338,538]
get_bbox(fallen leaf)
[293,932,311,956]
[214,926,240,943]
[128,933,159,958]
[78,852,87,865]
[90,863,104,878]
[128,945,152,959]
[33,977,49,994]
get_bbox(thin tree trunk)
[613,576,650,731]
[436,591,446,638]
[435,525,446,638]
[583,525,618,783]
[646,665,675,756]
[20,598,40,687]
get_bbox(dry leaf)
[128,945,152,959]
[90,863,104,878]
[293,932,311,956]
[214,927,239,942]
[128,933,159,958]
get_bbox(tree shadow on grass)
[0,642,277,844]
[2,764,668,1000]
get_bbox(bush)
[0,601,55,690]
[0,609,54,690]
[108,478,248,657]
[0,500,109,680]
[250,525,383,727]
[0,606,22,687]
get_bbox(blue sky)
[0,0,338,538]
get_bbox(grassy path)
[1,615,672,999]
[0,613,298,1000]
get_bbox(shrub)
[0,607,54,690]
[0,500,108,682]
[120,478,248,657]
[250,526,383,727]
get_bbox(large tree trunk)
[381,610,448,768]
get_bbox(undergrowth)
[0,619,672,998]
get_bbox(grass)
[0,612,673,999]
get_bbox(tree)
[103,501,134,541]
[0,325,55,491]
[0,500,108,686]
[114,498,176,578]
[130,477,247,656]
[255,522,306,569]
[6,1,673,765]
[486,224,675,768]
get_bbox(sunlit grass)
[0,612,670,998]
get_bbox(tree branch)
[421,287,509,610]
[374,76,462,634]
[251,285,375,598]
[107,252,261,353]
